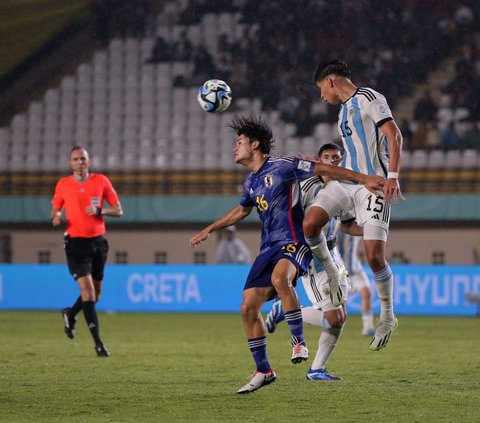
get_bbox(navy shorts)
[244,242,312,292]
[64,235,109,280]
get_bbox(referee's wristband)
[387,172,399,179]
[96,207,103,216]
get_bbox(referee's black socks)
[71,296,83,317]
[82,300,102,346]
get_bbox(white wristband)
[387,172,399,179]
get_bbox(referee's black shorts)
[64,235,109,280]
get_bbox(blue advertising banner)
[345,265,480,316]
[0,264,479,316]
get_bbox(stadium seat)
[462,149,478,169]
[444,150,462,169]
[401,149,411,167]
[428,150,445,168]
[410,150,428,169]
[314,123,332,141]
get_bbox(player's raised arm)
[312,162,386,194]
[189,204,253,248]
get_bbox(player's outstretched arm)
[189,204,252,248]
[312,162,385,194]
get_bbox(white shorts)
[348,269,371,294]
[301,259,350,312]
[311,180,390,241]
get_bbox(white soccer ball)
[197,79,232,113]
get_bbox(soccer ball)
[197,79,232,113]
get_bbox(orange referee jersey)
[51,173,120,238]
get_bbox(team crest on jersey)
[348,108,355,117]
[264,173,273,188]
[377,104,387,115]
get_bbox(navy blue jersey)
[240,156,315,253]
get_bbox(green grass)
[1,312,479,422]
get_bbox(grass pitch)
[1,311,479,422]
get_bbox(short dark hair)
[315,60,351,82]
[318,142,343,157]
[70,145,85,154]
[70,145,89,158]
[229,114,276,154]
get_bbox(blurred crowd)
[93,0,480,150]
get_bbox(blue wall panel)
[0,264,479,316]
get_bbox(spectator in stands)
[191,45,217,85]
[215,226,252,264]
[410,122,428,150]
[214,33,234,82]
[295,104,316,137]
[278,90,300,123]
[173,31,193,61]
[398,119,413,148]
[425,122,441,150]
[459,120,480,149]
[414,91,438,123]
[147,36,173,63]
[454,3,475,44]
[440,121,460,150]
[229,61,248,99]
[51,146,123,357]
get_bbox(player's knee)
[240,301,257,322]
[303,216,321,238]
[303,209,329,238]
[365,250,386,271]
[271,276,288,293]
[302,217,316,238]
[327,317,345,329]
[324,310,345,328]
[82,292,96,302]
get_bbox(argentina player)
[304,60,405,351]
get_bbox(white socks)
[301,306,343,370]
[311,327,343,370]
[305,233,337,277]
[362,311,374,329]
[374,265,394,321]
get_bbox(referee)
[51,146,123,357]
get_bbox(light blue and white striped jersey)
[338,87,393,177]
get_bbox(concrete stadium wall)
[4,227,480,265]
